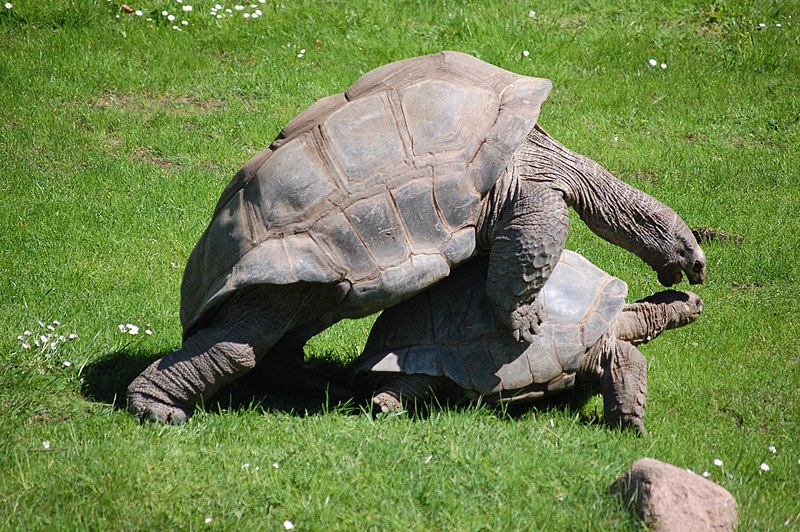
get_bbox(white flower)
[760,462,770,472]
[714,458,723,467]
[127,324,140,335]
[161,10,169,16]
[648,58,657,67]
[702,471,710,477]
[181,20,188,26]
[769,445,777,454]
[242,462,250,470]
[776,23,782,27]
[23,330,32,336]
[522,50,530,57]
[63,360,72,368]
[204,516,213,524]
[613,135,619,142]
[68,333,78,340]
[135,10,142,16]
[182,5,193,12]
[4,3,13,9]
[42,440,51,450]
[273,462,280,468]
[660,63,667,69]
[243,12,250,18]
[53,320,61,326]
[168,14,176,21]
[529,10,536,18]
[758,22,766,28]
[22,343,31,350]
[284,520,295,530]
[215,3,222,8]
[235,5,244,10]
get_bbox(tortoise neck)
[514,125,682,271]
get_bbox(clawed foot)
[127,390,193,425]
[373,391,404,415]
[605,409,647,436]
[509,300,543,343]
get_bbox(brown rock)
[611,458,738,531]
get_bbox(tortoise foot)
[510,300,543,343]
[373,391,404,414]
[127,391,193,424]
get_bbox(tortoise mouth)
[658,268,683,287]
[658,261,707,287]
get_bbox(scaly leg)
[581,335,648,434]
[613,290,703,345]
[127,285,315,423]
[487,181,568,342]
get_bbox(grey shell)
[353,250,628,400]
[180,51,552,335]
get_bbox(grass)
[1,0,798,529]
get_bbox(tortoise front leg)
[581,335,648,434]
[486,182,568,342]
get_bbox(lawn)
[1,0,798,529]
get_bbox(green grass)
[2,0,799,529]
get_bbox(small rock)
[611,458,738,531]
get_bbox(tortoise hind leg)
[581,335,647,434]
[127,284,320,423]
[373,374,453,414]
[613,290,703,345]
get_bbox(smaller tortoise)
[351,250,703,432]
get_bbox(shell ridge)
[384,88,415,165]
[385,185,415,255]
[341,205,381,272]
[310,126,350,197]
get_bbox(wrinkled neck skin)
[509,125,706,285]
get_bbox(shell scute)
[390,179,451,254]
[321,93,409,187]
[399,78,497,164]
[254,135,340,227]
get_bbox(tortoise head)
[653,225,707,287]
[637,211,707,287]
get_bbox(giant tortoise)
[352,250,704,433]
[128,51,706,423]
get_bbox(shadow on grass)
[80,349,370,417]
[81,350,606,425]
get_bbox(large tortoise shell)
[181,51,551,335]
